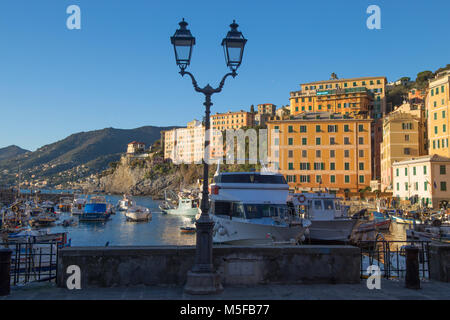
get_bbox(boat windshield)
[244,204,290,219]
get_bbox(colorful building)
[267,112,372,194]
[163,120,207,164]
[289,75,386,119]
[257,103,276,116]
[427,70,450,157]
[127,141,146,154]
[380,108,426,191]
[210,110,255,131]
[392,155,450,208]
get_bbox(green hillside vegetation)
[0,126,178,187]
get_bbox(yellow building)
[380,110,426,191]
[289,75,387,119]
[211,110,255,131]
[427,70,450,157]
[267,112,372,194]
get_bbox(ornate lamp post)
[170,19,247,294]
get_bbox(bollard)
[0,249,12,296]
[405,245,420,289]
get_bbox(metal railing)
[0,241,59,285]
[360,239,430,280]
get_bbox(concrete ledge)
[57,245,360,288]
[429,243,450,282]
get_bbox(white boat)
[204,170,310,245]
[125,205,151,222]
[71,195,88,215]
[117,194,133,211]
[391,215,423,225]
[166,197,199,216]
[288,193,357,242]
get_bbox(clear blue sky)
[0,0,449,151]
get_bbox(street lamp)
[171,19,247,294]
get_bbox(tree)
[415,70,433,89]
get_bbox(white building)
[392,155,450,208]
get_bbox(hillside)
[0,126,178,188]
[0,145,29,161]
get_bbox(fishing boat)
[29,214,57,228]
[180,226,196,234]
[57,197,73,213]
[71,195,88,215]
[117,194,133,211]
[79,196,110,222]
[125,205,151,222]
[288,192,356,242]
[205,170,310,245]
[166,197,199,216]
[391,215,423,225]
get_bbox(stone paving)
[2,279,450,300]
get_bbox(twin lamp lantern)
[170,18,247,73]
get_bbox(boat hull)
[125,211,151,222]
[391,216,422,225]
[308,219,357,242]
[166,207,198,216]
[212,215,306,245]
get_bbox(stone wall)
[429,243,450,282]
[57,245,360,288]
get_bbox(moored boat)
[79,196,110,222]
[205,171,310,245]
[125,205,151,222]
[288,192,356,242]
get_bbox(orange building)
[289,76,386,119]
[267,113,372,194]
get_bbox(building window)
[344,125,349,132]
[358,124,364,132]
[288,150,293,158]
[440,165,446,175]
[405,134,410,141]
[344,175,350,183]
[415,182,418,191]
[302,150,307,158]
[359,163,364,170]
[330,175,335,183]
[441,182,447,191]
[344,150,350,158]
[424,182,427,191]
[397,183,399,191]
[359,150,364,157]
[359,175,364,183]
[396,168,399,176]
[316,137,321,145]
[300,125,307,132]
[288,126,293,133]
[330,150,335,158]
[405,168,408,176]
[404,148,410,155]
[413,167,416,175]
[302,138,307,145]
[345,163,350,170]
[344,137,350,145]
[316,150,321,158]
[330,137,336,145]
[288,163,294,170]
[405,183,408,191]
[330,162,335,170]
[358,137,364,144]
[424,166,427,174]
[316,125,321,133]
[316,175,322,183]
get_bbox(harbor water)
[45,195,196,246]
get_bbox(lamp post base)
[184,271,223,295]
